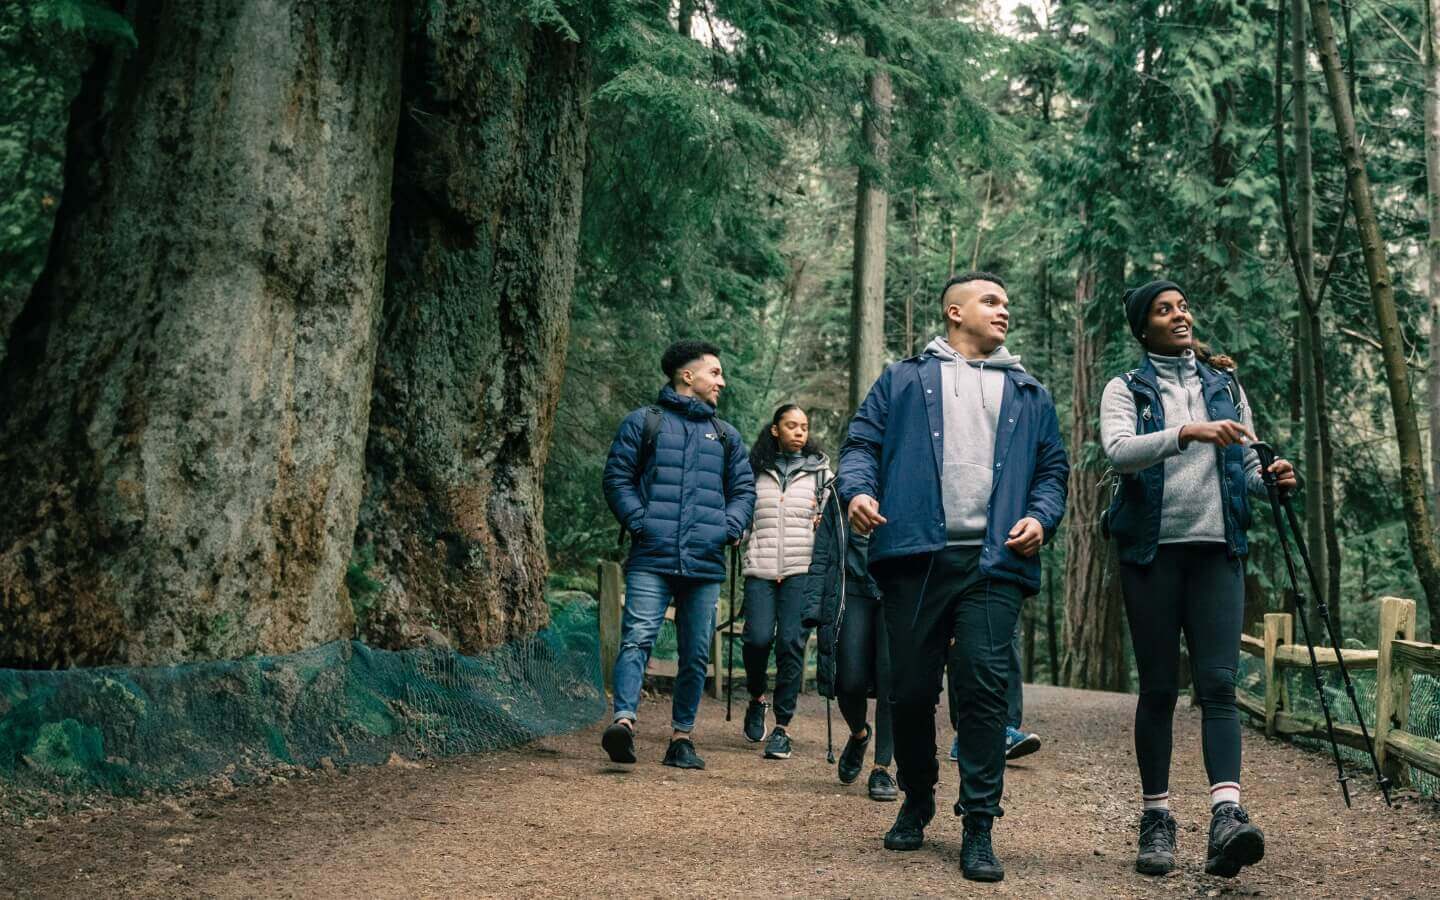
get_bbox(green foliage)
[32,0,135,47]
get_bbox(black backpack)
[617,406,734,546]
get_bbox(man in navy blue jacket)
[600,340,756,770]
[837,272,1069,882]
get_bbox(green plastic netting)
[0,592,604,799]
[1239,649,1440,797]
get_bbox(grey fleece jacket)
[924,337,1026,545]
[1099,351,1265,545]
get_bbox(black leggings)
[833,593,894,767]
[1120,543,1245,798]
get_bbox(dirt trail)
[3,683,1437,898]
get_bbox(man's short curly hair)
[661,339,723,381]
[938,270,1007,307]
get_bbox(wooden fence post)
[1263,612,1292,738]
[709,596,723,699]
[598,561,624,694]
[1374,596,1417,787]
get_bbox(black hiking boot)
[837,725,870,784]
[743,698,768,743]
[662,737,706,770]
[763,726,793,759]
[883,789,935,851]
[960,814,1005,882]
[1205,803,1264,877]
[601,721,636,764]
[867,767,899,802]
[1135,809,1178,875]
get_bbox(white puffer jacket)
[743,451,831,580]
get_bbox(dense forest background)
[4,0,1440,690]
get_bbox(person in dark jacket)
[802,470,898,801]
[1101,280,1294,878]
[837,271,1069,883]
[600,340,757,770]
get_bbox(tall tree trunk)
[0,2,404,667]
[1061,257,1127,691]
[354,3,590,651]
[1427,0,1440,524]
[848,50,891,414]
[1290,0,1330,613]
[1045,564,1059,685]
[1310,0,1440,639]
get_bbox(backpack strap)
[618,406,665,548]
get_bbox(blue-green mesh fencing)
[0,592,604,800]
[1239,649,1440,796]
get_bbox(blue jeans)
[611,570,721,733]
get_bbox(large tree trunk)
[1310,0,1440,639]
[1290,0,1330,613]
[0,2,404,667]
[353,3,590,651]
[848,50,891,415]
[1427,0,1440,524]
[1061,261,1128,691]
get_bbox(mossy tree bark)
[0,2,404,666]
[353,3,591,652]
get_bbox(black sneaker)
[743,698,768,743]
[1205,803,1264,877]
[601,721,636,764]
[662,737,706,770]
[960,814,1005,882]
[1135,808,1178,875]
[837,725,870,784]
[867,768,899,802]
[763,726,793,759]
[883,790,935,850]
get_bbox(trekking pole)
[1253,442,1392,808]
[725,543,740,721]
[826,699,835,764]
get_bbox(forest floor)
[2,683,1438,898]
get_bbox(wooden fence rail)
[1237,596,1440,788]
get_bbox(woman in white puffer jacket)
[739,403,831,759]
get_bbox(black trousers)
[742,575,812,726]
[1119,543,1245,798]
[834,592,894,767]
[875,546,1024,820]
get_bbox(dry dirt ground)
[2,683,1438,899]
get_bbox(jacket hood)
[924,337,1025,371]
[656,384,719,420]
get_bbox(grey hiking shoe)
[1136,809,1177,875]
[1205,803,1264,877]
[763,726,793,759]
[867,768,899,802]
[743,698,768,743]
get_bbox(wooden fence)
[595,560,816,698]
[1236,596,1440,787]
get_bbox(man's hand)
[848,494,887,535]
[1179,420,1256,449]
[1004,517,1044,557]
[1267,457,1298,492]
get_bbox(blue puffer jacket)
[835,352,1070,594]
[602,385,757,583]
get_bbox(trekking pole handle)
[1251,440,1277,477]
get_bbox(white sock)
[1142,791,1170,811]
[1210,782,1241,808]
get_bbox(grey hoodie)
[924,336,1026,545]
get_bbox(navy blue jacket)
[835,352,1070,594]
[1104,355,1252,565]
[603,386,756,582]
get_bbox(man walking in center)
[837,272,1069,882]
[601,340,756,770]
